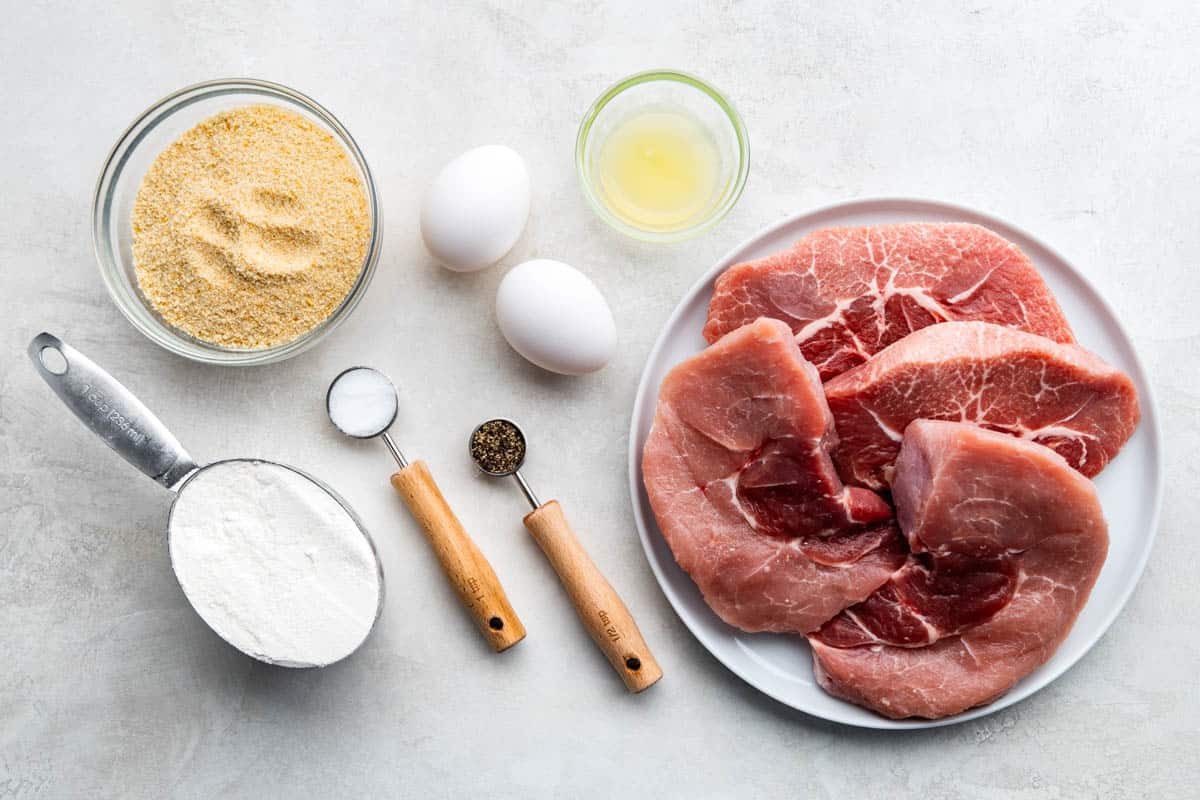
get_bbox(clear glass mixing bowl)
[92,78,383,365]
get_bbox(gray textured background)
[2,1,1197,797]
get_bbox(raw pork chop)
[824,321,1139,491]
[810,420,1109,719]
[704,223,1075,380]
[642,318,905,633]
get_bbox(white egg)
[496,260,616,375]
[420,145,531,272]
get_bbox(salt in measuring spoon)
[326,368,525,652]
[469,419,662,692]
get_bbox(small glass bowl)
[92,78,383,366]
[576,70,749,243]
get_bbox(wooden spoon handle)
[390,460,525,652]
[523,500,662,692]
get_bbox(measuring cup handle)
[28,333,198,490]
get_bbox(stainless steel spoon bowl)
[326,366,408,468]
[468,418,540,508]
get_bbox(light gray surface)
[1,1,1196,797]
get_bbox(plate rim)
[626,196,1164,729]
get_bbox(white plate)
[628,198,1163,729]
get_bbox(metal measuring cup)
[28,333,384,668]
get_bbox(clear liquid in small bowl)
[596,107,723,232]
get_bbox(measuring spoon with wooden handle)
[469,419,662,692]
[327,368,525,652]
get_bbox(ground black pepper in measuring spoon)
[466,417,663,692]
[469,419,526,477]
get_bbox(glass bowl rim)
[575,69,750,244]
[92,77,383,366]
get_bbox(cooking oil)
[596,109,721,231]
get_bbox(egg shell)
[420,145,531,272]
[496,260,616,375]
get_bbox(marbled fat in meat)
[823,321,1140,491]
[641,318,905,634]
[704,223,1075,380]
[809,421,1110,719]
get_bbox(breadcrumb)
[131,104,370,349]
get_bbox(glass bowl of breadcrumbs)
[93,79,382,365]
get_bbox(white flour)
[168,460,382,667]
